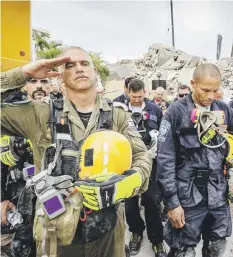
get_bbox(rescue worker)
[151,87,169,114]
[50,82,63,99]
[173,85,191,102]
[157,63,233,257]
[113,76,135,104]
[1,46,152,257]
[1,136,36,257]
[121,78,166,257]
[24,77,52,100]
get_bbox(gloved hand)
[1,200,16,224]
[0,136,18,166]
[75,170,143,211]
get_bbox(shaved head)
[193,63,221,83]
[191,63,221,107]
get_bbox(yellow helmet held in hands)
[79,130,132,179]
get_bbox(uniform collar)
[63,94,111,114]
[187,93,220,113]
[128,101,146,112]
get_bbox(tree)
[37,40,63,59]
[32,29,50,58]
[89,52,110,81]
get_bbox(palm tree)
[37,40,63,59]
[89,52,110,81]
[32,29,50,58]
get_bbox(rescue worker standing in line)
[0,79,50,257]
[1,136,36,257]
[1,46,152,257]
[157,63,233,257]
[113,76,135,104]
[122,78,166,257]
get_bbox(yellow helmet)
[79,130,132,179]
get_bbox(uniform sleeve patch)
[149,114,157,122]
[158,120,171,142]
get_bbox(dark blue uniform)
[157,94,233,255]
[229,99,233,109]
[125,101,164,246]
[113,93,128,105]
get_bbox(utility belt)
[76,203,120,244]
[193,169,212,193]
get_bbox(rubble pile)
[108,44,233,98]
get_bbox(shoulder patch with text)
[158,120,171,142]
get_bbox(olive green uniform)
[1,67,152,257]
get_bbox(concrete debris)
[107,44,233,98]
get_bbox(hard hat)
[79,130,132,179]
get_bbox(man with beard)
[25,78,51,100]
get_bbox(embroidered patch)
[149,114,157,122]
[158,120,171,142]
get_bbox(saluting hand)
[21,56,70,79]
[168,205,185,229]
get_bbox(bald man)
[157,63,233,257]
[151,87,169,114]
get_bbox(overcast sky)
[31,0,233,62]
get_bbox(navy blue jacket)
[157,94,233,210]
[229,99,233,109]
[127,101,162,146]
[127,100,163,203]
[113,94,128,105]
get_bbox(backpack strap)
[97,98,113,130]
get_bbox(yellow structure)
[1,1,31,72]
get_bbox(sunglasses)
[28,79,49,84]
[178,93,188,98]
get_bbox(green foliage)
[33,30,62,60]
[89,52,110,81]
[32,30,50,56]
[32,30,110,80]
[37,41,63,59]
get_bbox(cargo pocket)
[180,134,200,150]
[177,170,202,207]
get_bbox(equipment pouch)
[33,191,83,256]
[76,205,118,244]
[193,169,211,193]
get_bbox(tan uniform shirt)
[1,67,152,194]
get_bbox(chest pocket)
[180,127,200,149]
[180,135,200,149]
